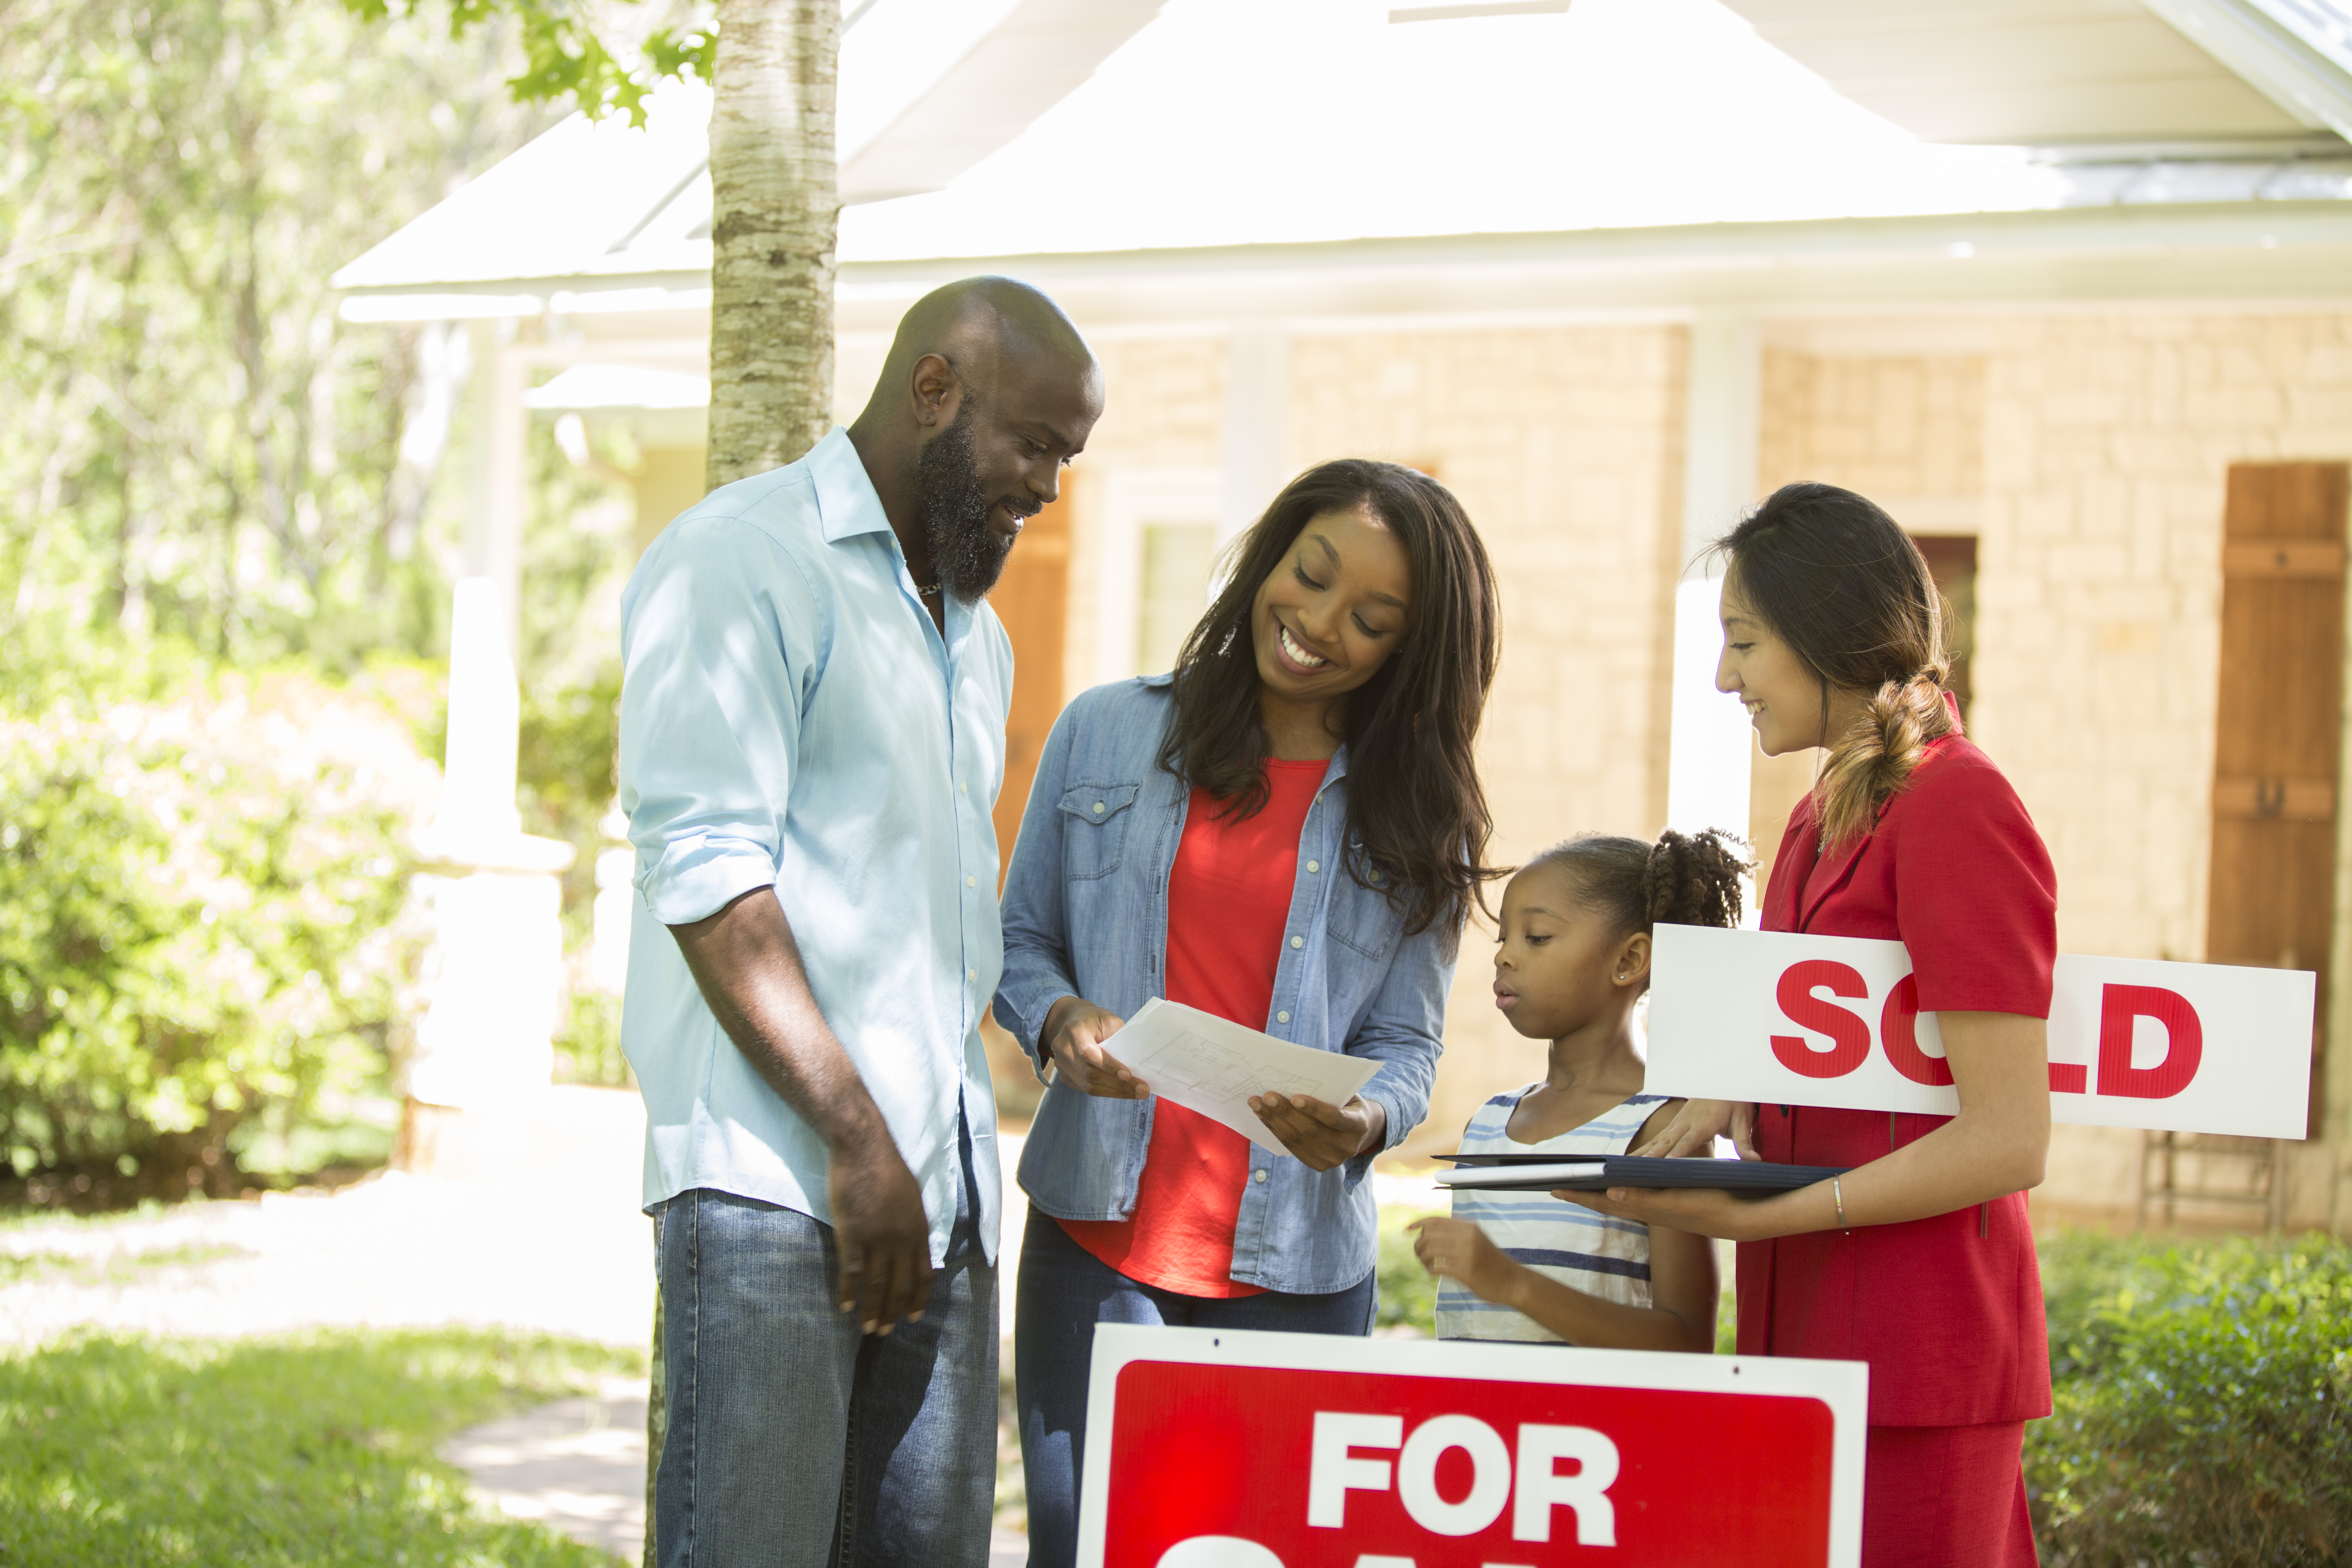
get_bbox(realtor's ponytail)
[1715,483,1960,851]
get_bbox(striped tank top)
[1432,1087,1668,1343]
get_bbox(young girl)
[1410,828,1745,1351]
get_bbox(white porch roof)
[333,0,2352,326]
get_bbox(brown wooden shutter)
[989,477,1074,881]
[2207,462,2347,1139]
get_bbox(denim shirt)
[993,675,1456,1295]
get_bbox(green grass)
[0,1242,248,1286]
[0,1327,644,1567]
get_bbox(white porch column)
[413,323,569,1114]
[464,318,529,656]
[1664,310,1762,844]
[1219,328,1292,544]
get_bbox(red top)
[1737,731,2058,1428]
[1058,759,1330,1297]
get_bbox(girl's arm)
[1566,1010,2051,1242]
[1409,1218,1717,1353]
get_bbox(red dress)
[1739,731,2054,1568]
[1058,760,1328,1296]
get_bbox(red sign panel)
[1078,1326,1866,1568]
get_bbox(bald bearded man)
[617,277,1104,1567]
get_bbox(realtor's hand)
[1630,1098,1759,1161]
[1042,996,1148,1099]
[1557,1180,1775,1243]
[826,1135,935,1334]
[1250,1092,1386,1172]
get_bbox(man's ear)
[908,352,961,429]
[1612,930,1652,989]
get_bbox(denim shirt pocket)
[1057,781,1143,880]
[1325,841,1400,962]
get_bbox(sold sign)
[1646,927,2314,1139]
[1077,1325,1866,1567]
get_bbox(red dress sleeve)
[1891,745,2058,1018]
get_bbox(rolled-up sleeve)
[619,515,820,926]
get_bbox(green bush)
[1376,1200,1441,1334]
[2030,1232,2352,1566]
[0,638,432,1198]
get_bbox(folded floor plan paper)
[1102,997,1380,1157]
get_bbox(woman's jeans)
[652,1124,997,1568]
[1013,1205,1375,1568]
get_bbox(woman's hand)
[1040,996,1147,1099]
[1407,1216,1521,1302]
[1558,1183,1788,1243]
[1630,1098,1758,1160]
[1249,1092,1387,1172]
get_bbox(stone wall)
[1975,312,2352,1227]
[1001,310,2352,1229]
[1283,325,1688,1152]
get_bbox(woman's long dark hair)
[1158,459,1500,937]
[1715,482,1959,851]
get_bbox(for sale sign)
[1076,1325,1866,1568]
[1646,926,2314,1139]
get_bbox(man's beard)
[915,401,1031,603]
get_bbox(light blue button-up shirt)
[616,427,1009,1265]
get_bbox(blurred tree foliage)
[0,3,656,1192]
[0,630,439,1200]
[0,0,550,664]
[343,0,715,125]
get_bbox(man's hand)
[1408,1216,1520,1302]
[1249,1092,1386,1172]
[826,1134,935,1335]
[1042,997,1147,1099]
[668,888,937,1337]
[1630,1098,1758,1160]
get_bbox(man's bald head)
[863,276,1098,423]
[848,277,1105,604]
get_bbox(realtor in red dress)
[1579,481,2055,1568]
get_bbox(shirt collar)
[808,427,894,545]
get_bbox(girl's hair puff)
[1530,827,1751,949]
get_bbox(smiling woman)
[992,459,1500,1568]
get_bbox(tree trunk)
[703,0,840,489]
[651,9,840,1559]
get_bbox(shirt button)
[1276,1010,1290,1024]
[967,875,976,887]
[1093,801,1105,814]
[1253,1169,1268,1184]
[1306,860,1319,873]
[967,967,976,982]
[960,781,967,794]
[1289,935,1304,950]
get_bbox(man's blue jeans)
[1013,1205,1376,1568]
[652,1141,997,1567]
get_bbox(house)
[339,0,2352,1232]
